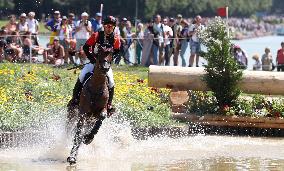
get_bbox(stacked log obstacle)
[149,66,284,136]
[148,66,284,95]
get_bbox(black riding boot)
[67,79,83,109]
[107,86,115,117]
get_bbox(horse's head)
[96,43,113,73]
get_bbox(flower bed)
[185,91,284,118]
[0,63,173,131]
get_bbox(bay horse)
[67,43,113,165]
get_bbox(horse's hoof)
[83,134,94,145]
[67,156,76,165]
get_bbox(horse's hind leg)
[67,116,84,165]
[83,116,105,145]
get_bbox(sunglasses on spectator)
[104,24,114,29]
[163,20,167,23]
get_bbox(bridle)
[96,44,113,72]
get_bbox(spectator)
[27,11,39,45]
[21,36,44,63]
[5,15,17,35]
[0,40,5,62]
[162,18,173,66]
[67,39,77,65]
[17,13,28,34]
[45,11,61,45]
[90,12,103,32]
[0,28,7,62]
[67,13,77,64]
[142,19,156,66]
[153,15,164,65]
[276,42,284,72]
[252,54,261,71]
[261,47,273,71]
[179,19,190,67]
[135,23,144,65]
[123,20,134,65]
[21,34,32,62]
[188,15,204,67]
[113,17,120,36]
[74,12,92,64]
[43,37,65,66]
[119,17,128,38]
[233,45,248,69]
[171,14,183,66]
[17,13,28,42]
[68,13,76,38]
[114,17,128,65]
[5,31,23,62]
[57,16,72,64]
[153,14,163,65]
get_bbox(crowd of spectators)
[0,11,283,71]
[250,43,284,72]
[228,17,277,40]
[0,12,43,63]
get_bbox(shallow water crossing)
[1,117,284,171]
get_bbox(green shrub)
[198,17,243,112]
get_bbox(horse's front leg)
[67,115,84,165]
[66,108,79,137]
[83,115,106,145]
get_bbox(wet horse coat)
[67,44,113,165]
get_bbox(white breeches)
[79,63,114,88]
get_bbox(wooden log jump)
[148,66,284,95]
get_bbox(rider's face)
[104,24,114,35]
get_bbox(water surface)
[0,117,284,171]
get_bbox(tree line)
[0,0,281,20]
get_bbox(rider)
[68,16,120,116]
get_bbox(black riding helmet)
[103,16,116,26]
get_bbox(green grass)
[112,65,149,79]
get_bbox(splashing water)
[1,109,284,171]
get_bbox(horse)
[67,43,113,165]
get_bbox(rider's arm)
[112,35,121,60]
[83,32,98,63]
[83,44,95,64]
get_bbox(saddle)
[82,71,110,88]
